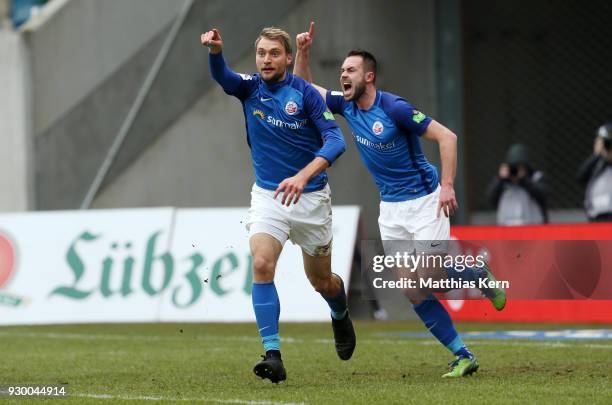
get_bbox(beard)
[346,81,366,101]
[261,67,286,84]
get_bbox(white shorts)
[246,183,333,257]
[378,185,450,255]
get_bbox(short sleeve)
[326,90,347,116]
[304,85,340,134]
[383,96,432,136]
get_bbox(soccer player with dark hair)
[201,26,355,383]
[293,22,506,378]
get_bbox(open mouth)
[342,82,352,92]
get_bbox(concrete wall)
[92,0,438,241]
[0,30,32,212]
[1,0,187,211]
[33,0,300,210]
[24,0,183,136]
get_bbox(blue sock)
[322,275,348,320]
[413,295,471,357]
[252,282,280,352]
[445,265,485,285]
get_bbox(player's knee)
[252,255,275,281]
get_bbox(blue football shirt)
[209,52,345,192]
[327,90,438,202]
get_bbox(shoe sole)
[463,362,479,376]
[482,265,507,311]
[337,346,355,361]
[442,361,479,378]
[333,317,356,361]
[253,363,286,383]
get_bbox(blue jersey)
[326,90,438,202]
[209,53,345,192]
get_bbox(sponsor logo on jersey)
[330,90,343,96]
[353,133,395,150]
[412,110,427,123]
[285,100,298,115]
[254,109,306,130]
[323,111,335,121]
[267,116,307,130]
[239,73,253,80]
[372,121,384,135]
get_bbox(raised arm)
[293,22,327,99]
[201,28,246,97]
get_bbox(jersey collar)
[354,90,381,112]
[262,73,293,91]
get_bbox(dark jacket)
[487,170,548,225]
[577,155,612,221]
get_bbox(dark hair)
[347,49,377,82]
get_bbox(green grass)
[1,321,611,404]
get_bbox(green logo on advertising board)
[50,230,253,308]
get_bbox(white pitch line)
[1,331,612,349]
[74,393,304,405]
[416,339,612,349]
[0,331,257,342]
[0,331,412,345]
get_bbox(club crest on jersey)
[285,100,298,115]
[372,121,384,135]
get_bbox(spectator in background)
[487,143,548,225]
[577,123,612,222]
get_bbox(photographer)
[487,143,548,225]
[577,123,612,222]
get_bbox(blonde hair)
[254,27,292,55]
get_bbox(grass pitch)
[1,321,611,404]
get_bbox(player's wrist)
[296,171,310,184]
